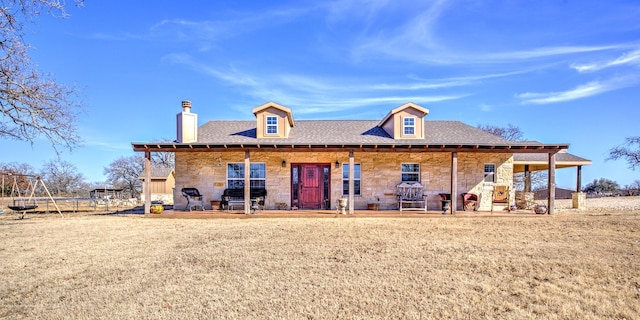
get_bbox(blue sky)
[4,0,640,189]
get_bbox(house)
[138,167,175,204]
[132,101,590,214]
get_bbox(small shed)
[139,168,175,204]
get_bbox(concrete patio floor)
[145,208,546,219]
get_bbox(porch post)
[244,151,250,214]
[576,165,583,192]
[547,152,556,215]
[144,151,151,214]
[348,150,355,215]
[524,165,531,193]
[450,152,457,214]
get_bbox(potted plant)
[367,195,380,210]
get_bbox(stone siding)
[174,151,513,211]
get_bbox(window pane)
[342,164,361,179]
[403,117,415,135]
[250,163,265,178]
[402,173,419,182]
[228,164,244,179]
[484,164,495,182]
[228,180,243,189]
[342,163,361,195]
[266,116,277,134]
[228,163,266,188]
[402,163,419,173]
[250,180,266,189]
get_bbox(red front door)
[299,165,322,209]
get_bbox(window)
[401,163,420,182]
[342,163,361,196]
[227,163,266,189]
[266,116,278,134]
[403,117,415,135]
[484,163,495,183]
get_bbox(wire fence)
[0,197,140,214]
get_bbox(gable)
[378,102,429,139]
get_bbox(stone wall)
[174,151,513,211]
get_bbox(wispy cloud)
[571,49,640,72]
[480,45,624,63]
[479,104,492,112]
[351,0,451,62]
[516,75,640,104]
[88,5,312,45]
[164,53,467,115]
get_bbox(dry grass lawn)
[1,202,639,319]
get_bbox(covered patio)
[145,207,553,219]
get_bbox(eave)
[132,142,569,153]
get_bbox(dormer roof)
[252,102,295,127]
[377,102,429,127]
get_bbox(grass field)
[1,200,639,319]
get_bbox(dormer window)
[253,102,294,138]
[403,117,415,135]
[266,116,278,134]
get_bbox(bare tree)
[476,123,523,142]
[0,161,35,196]
[39,159,85,196]
[150,137,175,168]
[477,123,547,191]
[0,0,84,152]
[621,180,640,196]
[104,154,144,198]
[607,136,640,170]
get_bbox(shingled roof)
[138,167,174,180]
[197,120,512,145]
[132,106,570,153]
[513,151,592,172]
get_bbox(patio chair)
[491,185,510,213]
[181,188,205,211]
[462,193,479,211]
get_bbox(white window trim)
[342,163,361,196]
[484,163,496,183]
[401,163,420,182]
[227,162,266,188]
[266,116,278,135]
[403,116,416,136]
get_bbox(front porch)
[145,208,550,219]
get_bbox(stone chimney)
[176,100,198,143]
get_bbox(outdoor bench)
[221,188,268,211]
[397,182,427,211]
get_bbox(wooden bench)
[397,182,427,212]
[221,188,268,212]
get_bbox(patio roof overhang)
[131,142,569,154]
[513,153,592,173]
